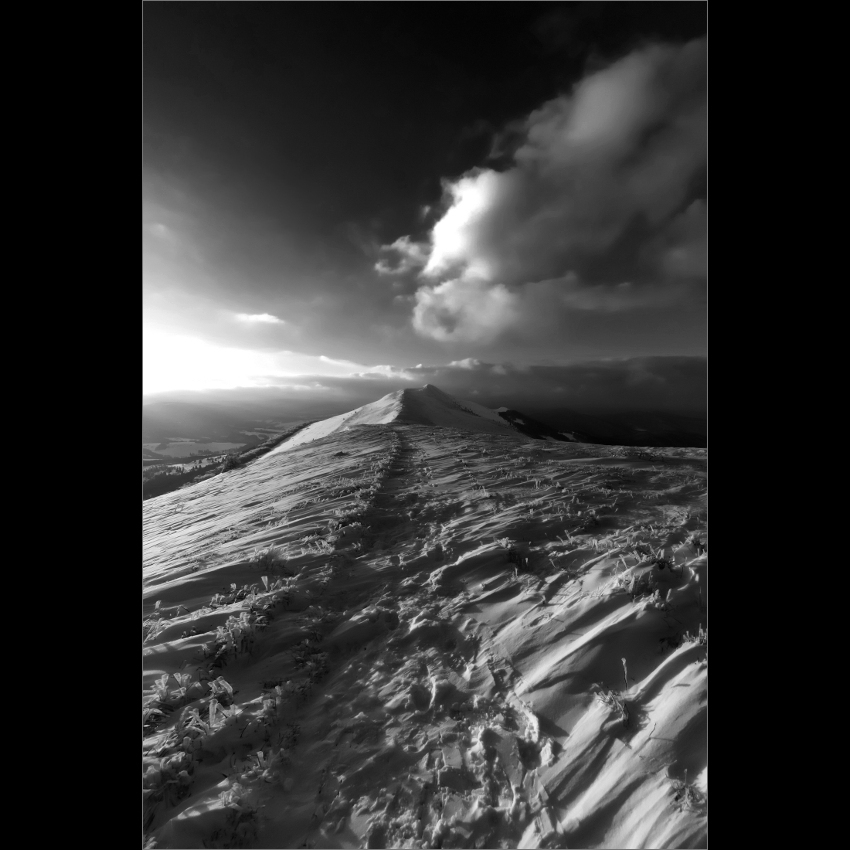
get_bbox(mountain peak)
[267,384,574,455]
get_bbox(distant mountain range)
[522,407,707,447]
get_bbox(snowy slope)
[144,422,707,850]
[268,384,515,455]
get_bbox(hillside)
[143,409,707,848]
[265,385,574,457]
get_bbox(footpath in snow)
[143,423,707,849]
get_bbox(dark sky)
[143,2,706,413]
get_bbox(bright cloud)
[382,38,706,344]
[412,277,519,343]
[422,170,506,280]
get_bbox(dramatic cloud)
[380,38,706,344]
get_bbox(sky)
[143,2,706,416]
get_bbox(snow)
[268,384,512,456]
[144,389,707,849]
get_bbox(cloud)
[645,198,707,279]
[412,276,518,342]
[421,169,507,281]
[318,355,413,381]
[375,236,429,276]
[235,312,285,324]
[382,38,706,344]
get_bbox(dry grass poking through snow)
[143,424,707,849]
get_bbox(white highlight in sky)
[143,328,402,394]
[234,313,285,323]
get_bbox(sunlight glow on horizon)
[143,330,280,394]
[142,328,404,395]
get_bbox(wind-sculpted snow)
[143,423,707,849]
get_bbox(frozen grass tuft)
[670,774,706,813]
[593,684,630,727]
[250,545,292,575]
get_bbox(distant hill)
[143,402,256,442]
[492,408,583,442]
[142,401,302,444]
[523,407,707,447]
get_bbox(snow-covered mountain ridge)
[269,384,571,455]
